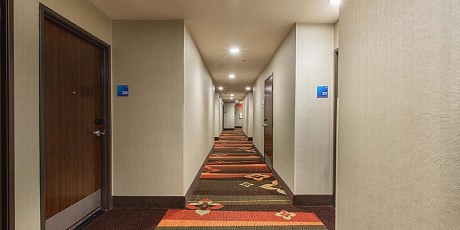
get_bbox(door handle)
[263,124,268,127]
[92,130,106,137]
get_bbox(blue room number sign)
[317,86,328,98]
[117,85,129,97]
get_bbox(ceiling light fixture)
[229,74,236,79]
[230,48,240,54]
[246,87,251,91]
[230,94,234,97]
[218,87,224,90]
[230,97,234,100]
[328,0,341,5]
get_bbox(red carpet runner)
[156,129,328,229]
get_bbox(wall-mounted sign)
[117,85,129,97]
[317,86,329,98]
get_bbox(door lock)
[92,130,106,137]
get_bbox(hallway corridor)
[83,129,334,229]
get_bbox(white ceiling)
[89,0,339,101]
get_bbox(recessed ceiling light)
[218,87,224,90]
[246,87,251,91]
[230,48,240,54]
[230,94,234,97]
[229,74,236,79]
[230,97,234,100]
[328,0,341,5]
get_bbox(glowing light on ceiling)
[328,0,341,5]
[230,48,240,54]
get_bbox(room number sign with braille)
[317,86,329,98]
[117,85,129,97]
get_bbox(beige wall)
[248,94,254,137]
[14,0,112,229]
[219,98,223,133]
[253,24,335,195]
[242,100,247,133]
[337,0,460,229]
[334,20,339,49]
[294,24,335,195]
[183,25,215,193]
[112,21,185,196]
[242,92,254,138]
[214,93,222,137]
[253,77,264,153]
[253,26,296,189]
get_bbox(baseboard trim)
[112,196,185,209]
[270,167,294,202]
[242,130,253,141]
[235,143,333,207]
[265,158,333,207]
[185,147,215,203]
[253,146,293,201]
[252,145,264,159]
[223,128,235,130]
[292,195,334,207]
[235,126,242,128]
[264,154,273,171]
[46,190,101,230]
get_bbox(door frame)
[39,4,112,228]
[1,0,14,228]
[333,48,339,207]
[222,104,224,132]
[263,74,273,170]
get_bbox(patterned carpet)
[155,129,329,230]
[83,129,334,230]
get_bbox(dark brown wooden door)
[43,18,103,226]
[264,76,273,169]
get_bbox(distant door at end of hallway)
[235,103,243,128]
[224,103,235,129]
[264,76,273,169]
[42,16,106,229]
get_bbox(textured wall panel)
[112,21,184,196]
[242,92,254,138]
[248,93,254,137]
[253,26,296,189]
[294,24,335,195]
[337,0,460,229]
[334,21,340,49]
[183,25,215,193]
[253,73,265,154]
[243,96,248,135]
[214,93,221,137]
